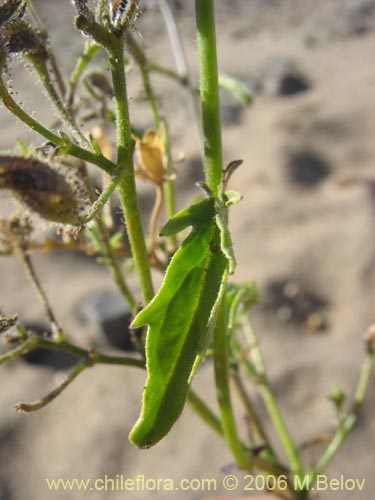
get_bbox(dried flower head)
[1,20,48,62]
[0,156,89,225]
[0,213,32,253]
[0,0,26,28]
[0,313,18,334]
[110,0,139,28]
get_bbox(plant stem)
[0,78,116,175]
[242,316,304,477]
[307,343,374,486]
[124,33,177,242]
[32,60,90,147]
[67,41,101,112]
[195,0,248,469]
[18,247,60,338]
[27,0,67,98]
[213,296,252,468]
[231,371,276,455]
[187,390,223,436]
[15,360,87,412]
[195,0,223,196]
[94,217,137,312]
[108,38,154,304]
[125,32,160,128]
[0,330,144,368]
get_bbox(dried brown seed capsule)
[0,156,87,225]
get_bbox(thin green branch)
[231,371,277,456]
[81,174,121,224]
[241,316,304,478]
[108,38,154,304]
[125,32,161,128]
[124,33,177,237]
[0,77,116,175]
[307,342,374,486]
[32,59,90,147]
[213,295,252,468]
[187,389,223,436]
[67,41,102,112]
[92,217,138,312]
[26,0,67,98]
[195,0,223,196]
[15,360,87,413]
[0,330,145,368]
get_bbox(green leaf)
[219,74,252,106]
[129,197,228,448]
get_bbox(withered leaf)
[0,156,87,224]
[135,129,167,186]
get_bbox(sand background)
[0,1,374,499]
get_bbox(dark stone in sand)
[76,291,136,352]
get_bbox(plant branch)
[307,340,374,486]
[26,0,67,98]
[241,316,304,478]
[15,360,87,413]
[0,329,145,368]
[18,247,61,338]
[0,78,116,175]
[124,34,177,243]
[31,59,90,147]
[67,41,101,112]
[108,37,154,304]
[195,0,223,196]
[213,295,252,468]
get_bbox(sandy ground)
[0,1,374,499]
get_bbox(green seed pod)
[0,156,87,225]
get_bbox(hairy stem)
[108,38,154,304]
[0,78,116,174]
[67,41,101,112]
[195,0,223,196]
[124,34,177,244]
